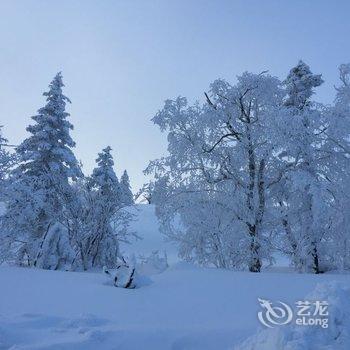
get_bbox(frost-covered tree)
[17,72,81,181]
[0,127,15,197]
[147,72,298,272]
[135,181,155,204]
[284,60,323,110]
[276,61,330,273]
[321,63,350,270]
[1,73,81,268]
[147,64,350,273]
[0,127,16,264]
[335,64,350,109]
[120,170,134,205]
[79,147,133,269]
[85,146,121,268]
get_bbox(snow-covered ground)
[0,205,349,349]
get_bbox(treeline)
[0,73,135,270]
[147,61,350,273]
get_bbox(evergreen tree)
[18,72,81,180]
[2,73,81,268]
[120,170,134,205]
[89,146,120,200]
[84,146,122,268]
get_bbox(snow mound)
[235,281,350,350]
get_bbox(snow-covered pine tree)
[2,73,81,268]
[89,147,120,206]
[83,146,124,268]
[120,170,134,205]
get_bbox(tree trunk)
[248,225,261,272]
[248,158,265,273]
[311,241,321,274]
[281,216,302,270]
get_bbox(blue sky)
[0,0,349,190]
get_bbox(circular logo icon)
[258,298,293,328]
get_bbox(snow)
[235,282,350,350]
[122,204,178,264]
[0,205,350,349]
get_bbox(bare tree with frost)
[147,71,302,272]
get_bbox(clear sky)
[0,0,349,191]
